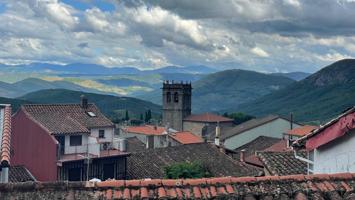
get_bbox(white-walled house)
[120,125,203,148]
[222,115,301,150]
[293,106,355,174]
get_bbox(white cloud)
[251,47,270,57]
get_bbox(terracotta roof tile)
[9,165,36,182]
[22,104,113,135]
[287,125,319,137]
[257,151,307,176]
[125,136,146,152]
[124,125,166,135]
[0,105,11,167]
[127,143,262,179]
[183,113,233,123]
[53,173,354,199]
[169,131,203,144]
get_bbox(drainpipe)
[293,149,313,164]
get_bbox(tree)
[145,109,152,123]
[140,113,144,121]
[164,162,211,179]
[224,112,255,125]
[124,110,129,121]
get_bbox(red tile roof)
[287,125,319,137]
[95,173,355,199]
[124,125,166,136]
[22,104,114,135]
[0,105,11,167]
[169,131,203,144]
[3,173,355,199]
[183,113,233,123]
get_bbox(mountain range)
[8,89,161,121]
[237,59,355,123]
[0,62,217,75]
[139,69,296,112]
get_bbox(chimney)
[215,122,221,146]
[80,95,88,109]
[240,149,246,162]
[146,135,154,149]
[119,138,127,152]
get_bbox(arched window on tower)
[174,92,179,102]
[166,92,171,102]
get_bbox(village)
[1,80,355,199]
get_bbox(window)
[174,92,179,102]
[99,130,105,138]
[70,135,82,146]
[87,111,96,117]
[166,92,171,102]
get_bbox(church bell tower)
[162,81,192,131]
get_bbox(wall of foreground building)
[313,129,355,174]
[224,118,300,150]
[11,109,58,181]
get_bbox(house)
[127,143,262,179]
[183,113,234,138]
[227,136,282,167]
[221,115,300,150]
[285,125,318,147]
[11,96,129,181]
[161,81,234,137]
[0,104,11,183]
[2,173,355,199]
[9,165,36,182]
[120,125,203,148]
[293,106,355,174]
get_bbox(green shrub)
[164,162,211,179]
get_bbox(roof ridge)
[90,172,355,188]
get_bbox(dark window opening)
[70,135,82,146]
[166,92,171,102]
[99,130,105,138]
[174,92,179,102]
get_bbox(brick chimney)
[80,95,88,109]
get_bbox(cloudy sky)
[1,0,355,73]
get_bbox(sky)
[0,0,355,73]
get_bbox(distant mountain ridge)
[0,78,110,98]
[139,69,295,112]
[237,59,355,123]
[0,62,217,75]
[271,72,310,81]
[18,89,161,120]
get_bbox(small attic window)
[87,111,96,117]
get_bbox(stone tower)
[162,81,192,131]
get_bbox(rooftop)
[9,166,36,183]
[21,104,114,135]
[293,106,355,150]
[221,115,284,140]
[125,137,146,152]
[183,113,233,123]
[257,151,308,176]
[124,125,166,136]
[127,143,262,179]
[287,125,319,137]
[2,173,355,199]
[0,104,11,167]
[169,131,204,144]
